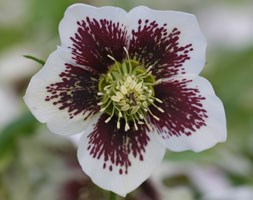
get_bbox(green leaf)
[23,55,45,65]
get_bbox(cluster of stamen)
[97,49,164,131]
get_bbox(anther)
[153,115,160,121]
[123,47,128,53]
[126,76,132,83]
[117,120,120,129]
[118,111,122,118]
[130,106,139,115]
[142,101,148,108]
[138,113,144,119]
[108,73,113,80]
[155,98,163,103]
[111,95,121,102]
[116,91,124,99]
[157,107,165,113]
[147,65,153,72]
[105,117,112,123]
[100,108,106,112]
[152,102,165,113]
[147,108,160,121]
[107,54,117,62]
[142,117,152,131]
[125,122,130,132]
[135,82,142,91]
[134,121,138,130]
[120,85,127,95]
[121,104,130,111]
[129,81,137,90]
[155,79,162,84]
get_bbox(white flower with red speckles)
[24,4,226,197]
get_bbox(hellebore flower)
[24,4,226,197]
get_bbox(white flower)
[24,4,227,197]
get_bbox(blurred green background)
[0,0,253,199]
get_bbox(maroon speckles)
[87,114,150,175]
[70,18,193,78]
[150,79,208,138]
[129,19,193,79]
[45,64,100,120]
[70,17,127,74]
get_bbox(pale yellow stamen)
[98,48,161,131]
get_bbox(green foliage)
[0,113,38,160]
[0,28,25,52]
[204,48,253,152]
[27,0,75,35]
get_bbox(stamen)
[142,116,152,131]
[98,57,157,132]
[104,85,112,91]
[130,106,139,115]
[126,76,132,84]
[132,117,138,131]
[155,79,162,84]
[147,108,160,121]
[151,102,165,113]
[147,65,153,72]
[116,91,124,99]
[100,99,112,112]
[107,54,117,62]
[117,120,120,129]
[105,117,111,123]
[111,95,121,102]
[108,73,113,80]
[118,110,123,118]
[120,85,127,95]
[135,82,142,92]
[97,102,104,106]
[138,113,144,119]
[123,47,132,73]
[142,101,148,108]
[121,104,130,111]
[104,106,116,123]
[155,97,163,103]
[139,95,146,101]
[129,80,137,90]
[100,108,106,112]
[125,121,130,132]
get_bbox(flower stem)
[109,191,117,200]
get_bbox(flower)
[24,3,226,197]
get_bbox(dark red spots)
[70,17,127,74]
[129,19,193,79]
[87,114,150,175]
[45,64,100,120]
[150,79,207,138]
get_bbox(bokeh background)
[0,0,253,199]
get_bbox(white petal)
[126,6,206,75]
[24,48,100,135]
[77,127,165,197]
[155,74,226,152]
[59,3,127,48]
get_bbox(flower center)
[98,54,164,131]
